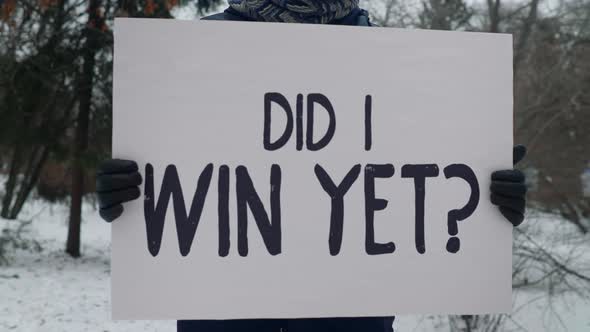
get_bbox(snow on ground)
[1,200,589,331]
[0,200,173,332]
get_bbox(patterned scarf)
[228,0,360,24]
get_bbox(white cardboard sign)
[112,18,513,320]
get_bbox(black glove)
[490,145,527,227]
[96,159,142,222]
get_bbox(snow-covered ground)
[1,200,589,331]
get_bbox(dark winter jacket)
[177,7,392,332]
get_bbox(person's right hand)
[96,159,142,222]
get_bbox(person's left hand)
[490,145,527,227]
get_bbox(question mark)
[444,164,480,253]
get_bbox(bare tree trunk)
[1,147,21,219]
[514,0,540,70]
[66,0,102,257]
[487,0,501,32]
[8,146,49,219]
[428,0,451,30]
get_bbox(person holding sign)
[99,1,528,331]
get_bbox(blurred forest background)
[0,0,589,331]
